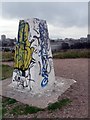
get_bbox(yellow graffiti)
[14,20,34,71]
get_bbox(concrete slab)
[0,77,76,108]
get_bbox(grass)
[2,97,44,117]
[0,52,14,62]
[1,64,13,80]
[2,108,7,116]
[48,98,72,111]
[2,97,17,116]
[10,104,44,115]
[2,98,17,106]
[53,49,90,59]
[2,96,72,117]
[0,49,89,63]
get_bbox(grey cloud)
[2,2,88,28]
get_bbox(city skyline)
[0,34,88,41]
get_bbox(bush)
[53,49,90,59]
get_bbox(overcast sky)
[0,2,88,39]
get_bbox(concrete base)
[1,76,76,108]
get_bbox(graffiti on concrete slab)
[12,18,55,92]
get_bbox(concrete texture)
[1,76,76,108]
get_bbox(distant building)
[50,35,88,52]
[0,35,16,51]
[87,34,90,42]
[1,35,6,41]
[0,34,89,52]
[50,39,64,52]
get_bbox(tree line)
[61,42,90,50]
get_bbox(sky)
[0,2,88,39]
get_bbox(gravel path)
[2,59,88,118]
[1,61,14,67]
[53,59,88,118]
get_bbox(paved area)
[1,59,88,118]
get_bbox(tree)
[61,43,69,50]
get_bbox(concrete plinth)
[1,76,76,108]
[12,18,55,94]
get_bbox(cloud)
[2,2,88,27]
[48,23,87,39]
[1,2,88,39]
[0,17,18,38]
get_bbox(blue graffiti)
[39,21,49,87]
[41,67,48,87]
